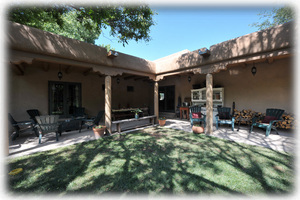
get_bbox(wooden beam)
[154,81,159,124]
[83,67,93,76]
[267,57,274,64]
[206,74,213,134]
[134,76,148,81]
[123,75,137,80]
[105,76,112,134]
[10,62,25,75]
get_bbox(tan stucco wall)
[159,57,293,114]
[155,22,293,75]
[111,78,154,110]
[8,22,156,75]
[8,63,153,121]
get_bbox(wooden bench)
[112,115,156,133]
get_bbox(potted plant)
[131,108,142,119]
[158,117,167,126]
[192,124,204,134]
[92,125,106,139]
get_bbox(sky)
[95,6,272,61]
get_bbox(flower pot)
[93,126,106,139]
[135,113,139,119]
[192,125,204,134]
[159,119,166,126]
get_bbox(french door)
[49,81,82,118]
[159,85,175,112]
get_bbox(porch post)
[206,73,213,134]
[105,75,112,134]
[154,81,159,123]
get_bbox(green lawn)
[8,127,294,195]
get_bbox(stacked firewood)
[276,113,297,129]
[233,109,256,125]
[233,109,296,129]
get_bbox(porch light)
[117,77,120,84]
[251,64,257,76]
[188,76,191,83]
[58,65,63,80]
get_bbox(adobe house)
[7,20,293,134]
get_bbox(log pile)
[233,109,296,130]
[276,113,297,129]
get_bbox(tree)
[8,5,156,47]
[251,6,294,30]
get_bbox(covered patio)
[8,118,295,158]
[6,20,294,156]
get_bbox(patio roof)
[7,21,293,81]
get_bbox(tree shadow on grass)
[7,127,294,195]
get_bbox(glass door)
[49,81,82,118]
[159,85,175,112]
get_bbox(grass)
[7,127,294,195]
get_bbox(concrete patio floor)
[8,119,295,158]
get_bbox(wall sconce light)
[251,64,257,76]
[188,76,191,83]
[57,65,63,80]
[117,77,120,84]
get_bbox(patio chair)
[189,105,206,127]
[26,109,40,137]
[84,110,105,129]
[35,115,60,144]
[8,113,34,140]
[249,108,284,137]
[215,107,235,131]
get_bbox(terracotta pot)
[93,126,106,139]
[192,126,204,134]
[159,119,166,126]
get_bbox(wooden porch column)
[206,73,213,134]
[105,75,112,134]
[154,81,159,123]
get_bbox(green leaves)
[8,5,156,46]
[250,6,294,30]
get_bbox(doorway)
[48,81,82,118]
[159,85,175,112]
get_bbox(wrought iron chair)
[8,113,34,140]
[84,110,105,129]
[215,107,235,131]
[189,105,206,127]
[35,115,60,144]
[250,108,285,137]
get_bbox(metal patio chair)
[215,107,235,131]
[250,108,285,137]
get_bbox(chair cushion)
[192,112,202,119]
[262,116,277,123]
[219,112,230,120]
